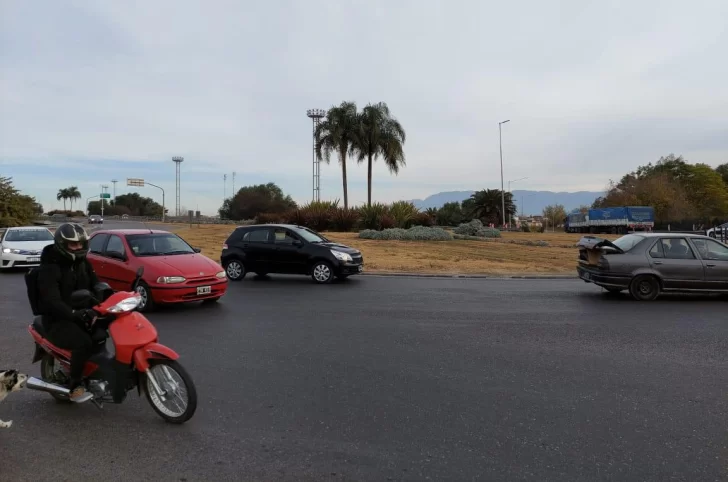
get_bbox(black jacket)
[37,244,100,326]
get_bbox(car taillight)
[222,243,228,249]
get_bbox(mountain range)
[410,190,605,215]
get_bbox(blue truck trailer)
[565,206,655,234]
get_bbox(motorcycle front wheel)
[143,359,197,424]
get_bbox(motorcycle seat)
[32,316,47,338]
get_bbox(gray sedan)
[576,232,728,300]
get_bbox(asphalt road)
[1,223,727,481]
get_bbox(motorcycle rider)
[36,223,100,403]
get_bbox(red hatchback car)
[86,229,228,311]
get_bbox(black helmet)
[54,223,89,261]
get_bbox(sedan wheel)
[629,275,660,301]
[225,259,245,281]
[135,281,155,312]
[311,261,333,284]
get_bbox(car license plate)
[357,265,363,272]
[197,286,211,295]
[27,257,40,263]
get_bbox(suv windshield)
[125,233,194,256]
[4,229,53,242]
[612,234,645,252]
[290,226,329,243]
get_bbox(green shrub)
[453,219,501,238]
[358,226,453,241]
[521,223,530,232]
[331,207,360,232]
[378,213,396,229]
[287,208,309,227]
[388,200,420,228]
[358,203,389,229]
[412,212,435,227]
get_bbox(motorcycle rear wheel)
[143,359,197,424]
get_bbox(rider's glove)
[73,308,97,325]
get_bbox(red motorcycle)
[26,266,197,424]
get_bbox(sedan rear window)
[611,234,644,252]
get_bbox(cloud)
[1,0,726,214]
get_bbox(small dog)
[0,369,28,428]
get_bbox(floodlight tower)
[172,156,184,216]
[307,108,326,202]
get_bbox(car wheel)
[224,259,245,281]
[135,281,156,312]
[311,261,333,284]
[629,275,660,301]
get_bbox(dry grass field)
[173,224,620,275]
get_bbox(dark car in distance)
[88,214,104,224]
[577,232,728,301]
[220,224,364,284]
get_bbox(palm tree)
[66,186,81,211]
[315,101,358,209]
[56,188,69,211]
[463,189,516,225]
[351,102,406,206]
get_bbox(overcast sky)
[1,0,726,214]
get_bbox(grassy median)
[173,224,619,275]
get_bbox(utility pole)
[111,179,118,204]
[232,171,236,196]
[223,174,227,202]
[498,119,510,228]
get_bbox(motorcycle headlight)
[156,276,186,284]
[107,295,141,313]
[215,270,226,279]
[330,250,353,262]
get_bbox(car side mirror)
[292,239,303,247]
[70,289,95,309]
[193,247,202,253]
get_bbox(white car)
[0,226,55,269]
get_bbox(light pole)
[223,174,227,202]
[146,182,165,222]
[100,184,109,218]
[507,176,528,227]
[307,108,326,202]
[126,178,165,222]
[499,119,510,228]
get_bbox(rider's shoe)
[69,385,93,403]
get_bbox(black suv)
[221,224,364,284]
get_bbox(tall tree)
[315,101,358,209]
[56,188,69,210]
[1,177,38,227]
[66,186,82,211]
[351,102,406,206]
[463,189,516,225]
[218,182,297,221]
[543,204,567,231]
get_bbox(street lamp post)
[499,119,510,228]
[126,178,165,222]
[507,176,528,227]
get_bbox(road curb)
[359,272,578,280]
